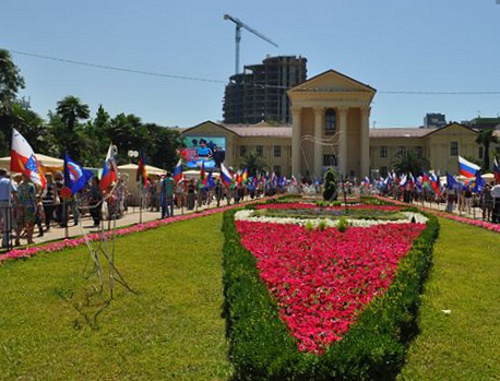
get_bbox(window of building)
[256,145,264,157]
[273,165,281,176]
[239,145,247,157]
[479,146,484,159]
[323,154,337,167]
[398,146,407,156]
[416,146,423,158]
[380,146,388,158]
[450,141,458,156]
[380,166,388,178]
[274,145,281,158]
[325,109,337,135]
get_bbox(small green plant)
[318,219,328,231]
[323,167,338,201]
[305,221,314,231]
[337,216,349,232]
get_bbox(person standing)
[42,173,57,231]
[0,168,17,248]
[17,175,37,245]
[215,179,223,207]
[491,182,500,223]
[161,172,175,218]
[89,177,103,227]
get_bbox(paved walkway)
[1,199,256,252]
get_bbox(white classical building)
[287,70,376,179]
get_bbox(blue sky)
[1,0,499,128]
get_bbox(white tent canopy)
[0,153,64,171]
[117,163,166,176]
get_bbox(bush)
[222,209,439,380]
[337,217,349,232]
[323,167,338,201]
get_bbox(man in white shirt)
[491,182,500,224]
[0,168,17,248]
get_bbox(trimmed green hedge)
[222,208,439,380]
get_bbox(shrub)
[323,167,338,201]
[222,209,439,380]
[337,216,349,232]
[305,221,314,231]
[317,219,328,231]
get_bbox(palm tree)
[392,150,430,176]
[240,151,268,176]
[56,95,90,131]
[476,129,498,172]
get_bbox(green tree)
[0,49,26,155]
[475,129,498,172]
[240,151,268,176]
[392,150,430,176]
[52,96,91,160]
[0,49,25,115]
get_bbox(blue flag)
[64,154,94,195]
[472,172,486,193]
[446,172,460,190]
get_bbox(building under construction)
[223,56,307,125]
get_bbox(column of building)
[360,107,370,178]
[313,107,324,179]
[291,107,302,178]
[337,107,348,178]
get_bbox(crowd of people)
[364,175,500,223]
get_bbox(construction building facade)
[223,55,307,125]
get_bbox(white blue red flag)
[100,143,118,191]
[220,163,233,186]
[173,158,183,182]
[458,156,479,178]
[10,128,46,188]
[494,157,500,183]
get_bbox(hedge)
[222,206,439,380]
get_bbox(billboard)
[181,136,226,169]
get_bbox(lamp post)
[127,150,138,164]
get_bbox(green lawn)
[400,218,500,380]
[0,214,231,381]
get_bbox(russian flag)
[100,143,118,191]
[10,128,46,188]
[429,170,441,196]
[220,163,233,186]
[494,157,500,183]
[458,155,480,178]
[173,158,183,182]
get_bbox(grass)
[256,208,405,221]
[0,213,231,381]
[400,217,500,380]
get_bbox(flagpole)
[139,193,143,224]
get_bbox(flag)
[136,152,149,189]
[100,143,118,191]
[494,157,500,183]
[204,171,215,188]
[458,155,480,178]
[10,128,46,188]
[220,163,233,186]
[200,161,206,185]
[173,158,183,182]
[63,154,93,195]
[242,168,248,182]
[429,171,441,196]
[472,172,487,193]
[446,172,460,190]
[399,173,408,188]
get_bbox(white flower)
[234,210,428,228]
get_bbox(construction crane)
[224,14,278,75]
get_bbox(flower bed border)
[0,199,272,265]
[222,204,439,380]
[374,196,500,234]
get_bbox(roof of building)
[369,128,428,138]
[179,121,494,139]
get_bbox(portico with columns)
[287,70,376,180]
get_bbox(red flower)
[236,220,425,353]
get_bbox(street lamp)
[127,150,139,163]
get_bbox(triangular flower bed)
[222,200,439,380]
